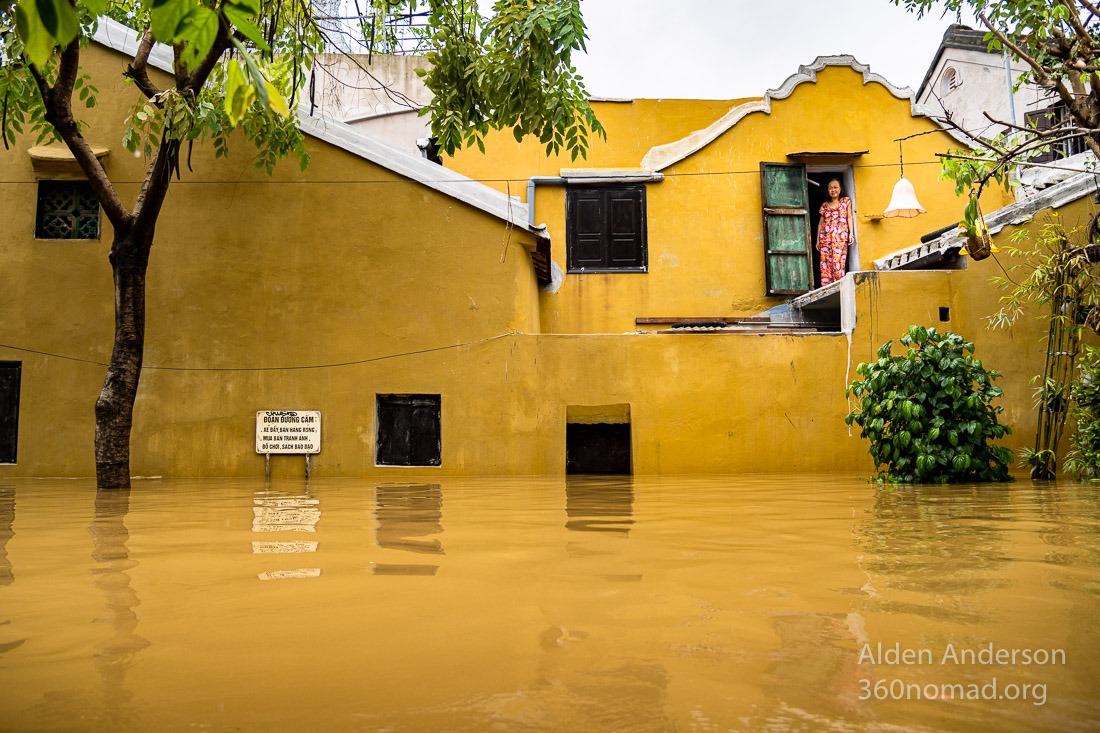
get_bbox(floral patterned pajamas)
[819,197,852,287]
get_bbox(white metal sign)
[255,410,321,454]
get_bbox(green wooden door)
[760,163,813,295]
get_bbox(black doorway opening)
[566,422,632,474]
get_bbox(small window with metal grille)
[35,180,100,240]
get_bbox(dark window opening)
[376,394,441,467]
[1026,104,1087,163]
[35,181,100,239]
[566,423,632,475]
[0,363,21,464]
[939,306,951,322]
[566,186,647,272]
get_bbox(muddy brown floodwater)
[0,474,1097,732]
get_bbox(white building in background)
[916,24,1083,161]
[307,53,434,157]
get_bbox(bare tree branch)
[1079,0,1100,19]
[1056,0,1096,51]
[124,27,163,100]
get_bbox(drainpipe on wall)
[526,171,666,228]
[527,176,566,228]
[1004,54,1018,126]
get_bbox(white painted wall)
[308,53,433,155]
[916,47,1057,138]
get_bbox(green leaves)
[14,0,79,67]
[1066,345,1100,480]
[846,327,1013,484]
[418,0,604,158]
[223,39,288,126]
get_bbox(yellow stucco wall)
[0,43,542,478]
[0,44,1084,479]
[448,64,1015,336]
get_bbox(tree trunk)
[94,231,150,489]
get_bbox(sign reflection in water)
[252,489,321,580]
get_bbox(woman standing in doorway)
[816,177,855,287]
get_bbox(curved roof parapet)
[640,55,973,172]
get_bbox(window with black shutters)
[376,394,442,467]
[566,186,647,272]
[0,363,21,465]
[35,181,100,240]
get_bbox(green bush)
[845,326,1013,483]
[1066,345,1100,480]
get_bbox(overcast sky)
[571,0,975,99]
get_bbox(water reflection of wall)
[0,487,13,585]
[87,489,149,730]
[0,486,23,658]
[252,490,321,580]
[373,483,443,576]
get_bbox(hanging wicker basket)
[965,231,992,261]
[1084,243,1100,263]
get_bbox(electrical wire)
[0,330,522,373]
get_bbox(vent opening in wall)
[939,66,960,96]
[939,306,951,322]
[565,404,632,475]
[35,180,100,239]
[376,394,441,467]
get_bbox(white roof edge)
[93,17,174,71]
[640,55,973,171]
[297,115,533,230]
[90,16,535,235]
[874,172,1098,271]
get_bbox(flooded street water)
[0,474,1098,732]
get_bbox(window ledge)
[28,144,109,179]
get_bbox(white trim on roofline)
[90,17,535,235]
[640,55,974,172]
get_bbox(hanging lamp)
[883,141,926,218]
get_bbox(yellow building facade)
[0,38,1089,479]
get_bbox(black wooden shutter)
[760,163,813,295]
[0,363,21,464]
[568,189,606,269]
[567,187,646,271]
[376,394,442,467]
